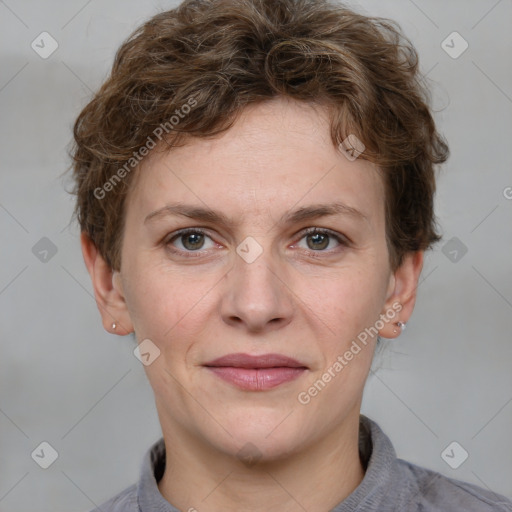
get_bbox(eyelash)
[164,227,349,258]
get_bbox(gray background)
[1,0,511,510]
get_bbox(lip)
[204,353,308,391]
[205,353,307,369]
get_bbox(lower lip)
[206,367,306,390]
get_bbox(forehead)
[126,98,385,229]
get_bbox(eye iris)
[182,232,204,250]
[307,232,329,250]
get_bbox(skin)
[82,97,423,512]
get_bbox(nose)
[220,245,295,333]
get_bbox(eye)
[294,227,348,253]
[165,228,217,255]
[164,226,348,258]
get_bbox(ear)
[80,232,133,336]
[378,251,424,339]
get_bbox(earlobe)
[80,232,134,335]
[378,251,424,339]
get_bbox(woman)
[69,0,512,510]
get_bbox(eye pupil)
[307,233,329,250]
[183,233,204,250]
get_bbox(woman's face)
[104,98,420,460]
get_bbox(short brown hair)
[69,0,449,272]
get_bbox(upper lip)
[204,353,308,369]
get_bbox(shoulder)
[394,458,512,511]
[88,483,139,512]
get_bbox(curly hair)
[68,0,449,272]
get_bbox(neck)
[157,413,366,512]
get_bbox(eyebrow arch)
[144,201,368,227]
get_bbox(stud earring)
[112,322,117,330]
[393,321,406,334]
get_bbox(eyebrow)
[144,201,368,227]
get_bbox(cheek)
[123,254,217,336]
[124,266,215,391]
[299,265,386,341]
[123,263,226,401]
[294,272,381,417]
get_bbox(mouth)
[203,353,308,391]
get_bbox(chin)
[203,409,311,463]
